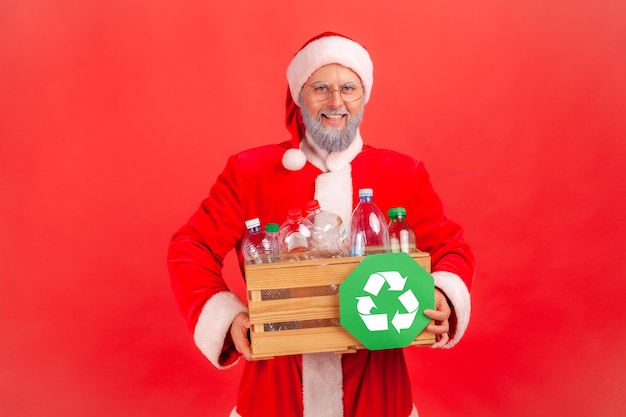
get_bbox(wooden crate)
[245,252,435,360]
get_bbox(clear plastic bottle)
[299,199,345,328]
[304,199,350,258]
[263,222,284,304]
[242,219,292,331]
[265,222,279,242]
[350,188,390,256]
[242,218,279,264]
[278,208,317,261]
[387,207,417,254]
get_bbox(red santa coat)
[168,137,474,417]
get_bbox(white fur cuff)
[193,291,248,369]
[431,271,471,348]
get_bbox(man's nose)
[327,89,343,107]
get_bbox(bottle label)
[286,233,308,252]
[400,230,410,253]
[352,232,366,256]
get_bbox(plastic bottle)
[265,222,279,242]
[350,188,390,256]
[264,223,282,301]
[304,199,350,258]
[242,219,292,331]
[278,208,317,261]
[300,199,345,328]
[242,218,279,264]
[387,207,417,254]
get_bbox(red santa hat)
[283,32,374,171]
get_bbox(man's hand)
[423,288,451,349]
[230,312,253,361]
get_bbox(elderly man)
[168,32,475,417]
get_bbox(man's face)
[300,64,364,153]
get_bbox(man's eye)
[342,86,355,93]
[313,85,329,93]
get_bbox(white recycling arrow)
[398,289,419,312]
[364,273,385,296]
[356,296,377,315]
[361,313,389,331]
[380,271,407,291]
[357,296,388,331]
[364,271,407,295]
[391,290,420,332]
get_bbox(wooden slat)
[250,326,436,360]
[245,252,430,291]
[251,326,363,359]
[246,259,358,290]
[409,331,437,346]
[248,295,339,324]
[249,289,264,333]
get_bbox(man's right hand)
[230,312,253,361]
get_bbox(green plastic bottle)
[387,207,416,254]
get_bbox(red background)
[1,1,625,416]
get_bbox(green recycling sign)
[340,253,434,350]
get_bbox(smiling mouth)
[323,114,345,120]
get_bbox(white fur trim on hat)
[287,35,373,105]
[431,271,471,348]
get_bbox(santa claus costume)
[168,32,475,417]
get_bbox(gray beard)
[299,93,364,153]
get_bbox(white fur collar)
[300,130,363,173]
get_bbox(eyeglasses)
[303,82,364,102]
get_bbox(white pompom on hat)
[283,32,373,171]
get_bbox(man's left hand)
[423,288,451,349]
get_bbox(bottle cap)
[244,218,261,230]
[358,188,373,198]
[387,207,406,219]
[265,223,279,233]
[287,208,303,221]
[305,199,321,213]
